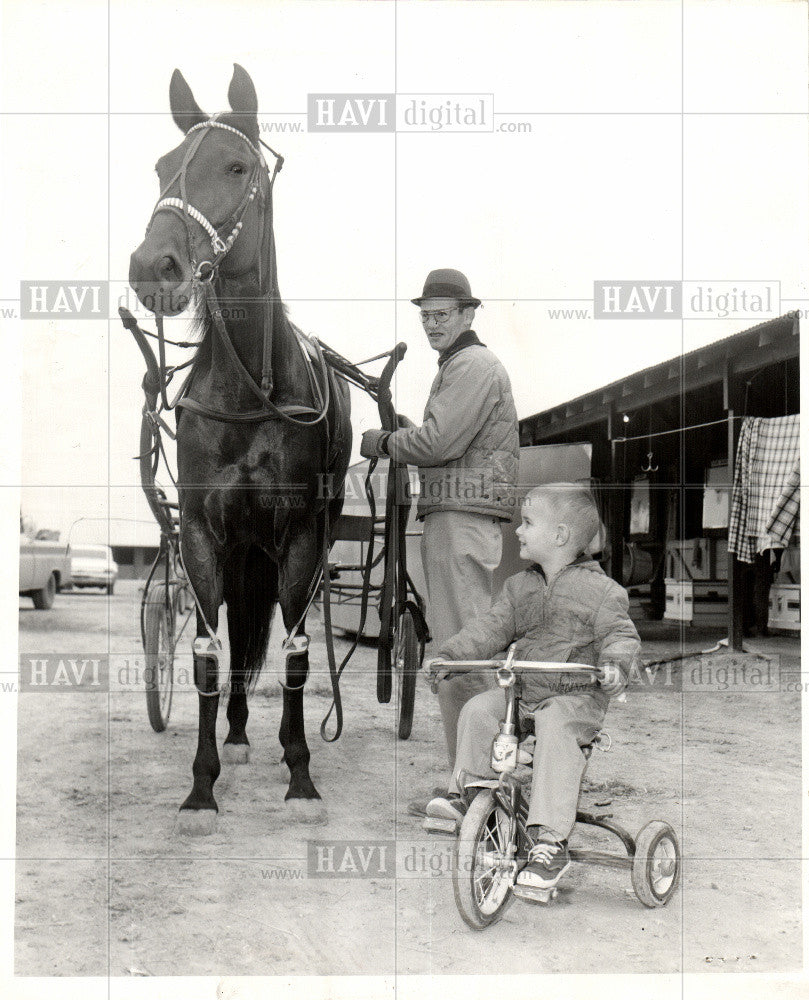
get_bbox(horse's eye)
[229,163,246,175]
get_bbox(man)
[361,268,519,813]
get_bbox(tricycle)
[429,647,681,930]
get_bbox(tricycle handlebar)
[429,659,598,674]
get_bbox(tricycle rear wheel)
[631,820,681,907]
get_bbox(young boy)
[425,483,640,891]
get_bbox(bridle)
[146,115,331,426]
[150,116,269,281]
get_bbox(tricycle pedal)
[512,884,558,905]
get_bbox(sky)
[2,0,807,545]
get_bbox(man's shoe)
[406,787,449,818]
[516,838,570,890]
[425,794,468,825]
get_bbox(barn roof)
[521,313,799,441]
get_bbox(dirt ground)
[14,581,802,978]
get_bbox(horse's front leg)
[176,517,224,835]
[278,518,326,822]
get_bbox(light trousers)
[449,688,606,840]
[421,510,502,764]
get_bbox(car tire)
[33,573,56,610]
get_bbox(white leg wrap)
[278,634,310,690]
[193,637,228,695]
[282,634,310,657]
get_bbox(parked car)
[19,531,72,609]
[68,544,119,594]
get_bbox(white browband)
[186,118,263,160]
[151,117,265,258]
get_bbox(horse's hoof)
[175,809,218,836]
[222,743,250,764]
[285,798,327,824]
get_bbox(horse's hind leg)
[175,519,223,836]
[278,521,325,822]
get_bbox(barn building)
[518,313,800,650]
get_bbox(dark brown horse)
[129,64,351,833]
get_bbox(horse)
[128,63,351,834]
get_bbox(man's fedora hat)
[411,268,481,308]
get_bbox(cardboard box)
[666,538,728,581]
[664,578,728,625]
[768,584,800,632]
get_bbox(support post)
[724,363,744,650]
[608,406,625,586]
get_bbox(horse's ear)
[227,64,259,139]
[169,69,207,134]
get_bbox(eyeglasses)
[420,307,460,324]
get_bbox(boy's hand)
[423,658,463,693]
[597,662,625,696]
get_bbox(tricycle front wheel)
[453,789,516,930]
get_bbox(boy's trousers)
[449,687,606,840]
[421,510,502,764]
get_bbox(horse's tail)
[224,543,277,692]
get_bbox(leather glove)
[360,429,390,458]
[396,413,415,430]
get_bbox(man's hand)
[596,662,625,696]
[396,413,415,430]
[360,429,389,459]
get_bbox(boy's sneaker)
[407,787,449,819]
[425,794,468,825]
[516,838,570,889]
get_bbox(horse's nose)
[129,246,182,287]
[156,254,179,283]
[129,243,190,316]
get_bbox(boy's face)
[515,497,560,565]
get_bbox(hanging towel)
[728,414,800,563]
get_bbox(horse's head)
[129,64,271,316]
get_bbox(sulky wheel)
[631,821,681,907]
[394,607,419,740]
[143,583,176,732]
[453,789,516,930]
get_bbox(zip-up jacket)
[385,332,519,520]
[437,558,641,710]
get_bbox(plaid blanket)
[728,415,800,563]
[766,464,800,546]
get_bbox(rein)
[147,116,329,426]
